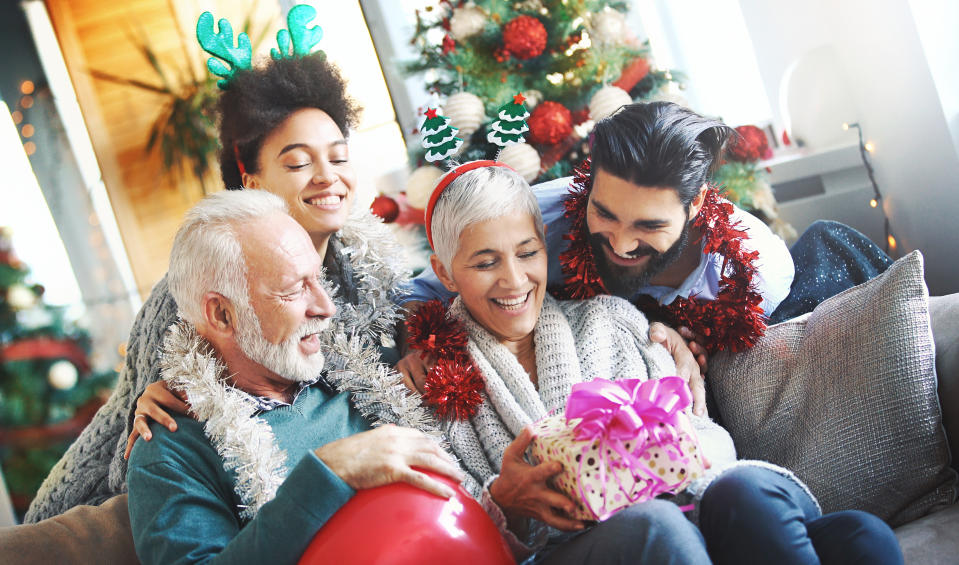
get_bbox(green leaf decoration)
[196,12,253,89]
[271,4,324,60]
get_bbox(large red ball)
[502,15,547,60]
[529,101,573,145]
[370,194,400,223]
[298,469,514,564]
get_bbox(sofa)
[0,254,956,564]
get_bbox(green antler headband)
[196,4,324,90]
[196,12,252,89]
[271,4,324,60]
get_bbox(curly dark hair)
[216,53,362,189]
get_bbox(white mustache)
[298,317,331,339]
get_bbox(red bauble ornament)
[502,15,547,60]
[298,469,513,565]
[370,194,400,223]
[613,57,651,93]
[528,101,573,145]
[727,125,770,163]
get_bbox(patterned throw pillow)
[709,251,957,525]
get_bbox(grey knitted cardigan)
[442,293,815,554]
[25,209,409,522]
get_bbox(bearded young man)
[404,102,891,355]
[125,190,462,565]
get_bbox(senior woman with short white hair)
[418,161,903,565]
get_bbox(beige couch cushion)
[710,251,958,526]
[0,493,137,565]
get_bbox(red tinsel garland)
[406,300,484,420]
[553,159,766,353]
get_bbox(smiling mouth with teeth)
[306,195,343,208]
[491,291,531,310]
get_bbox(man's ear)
[241,173,259,189]
[202,292,237,338]
[689,183,709,218]
[430,255,458,293]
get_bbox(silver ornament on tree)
[406,165,445,209]
[522,89,543,111]
[498,143,541,183]
[588,8,628,46]
[449,3,487,40]
[48,360,79,390]
[442,92,485,141]
[589,85,633,122]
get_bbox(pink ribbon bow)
[563,376,692,520]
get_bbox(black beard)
[590,221,692,297]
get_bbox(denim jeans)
[700,467,903,565]
[527,498,710,565]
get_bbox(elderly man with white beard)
[125,190,462,565]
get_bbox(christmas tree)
[404,0,681,182]
[395,1,793,239]
[421,108,464,162]
[0,227,116,518]
[487,93,530,146]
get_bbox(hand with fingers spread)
[124,381,191,460]
[489,428,587,532]
[648,322,707,417]
[314,424,465,499]
[394,352,435,394]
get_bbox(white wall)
[739,0,959,294]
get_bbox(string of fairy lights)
[842,121,896,254]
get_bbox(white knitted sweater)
[442,293,809,555]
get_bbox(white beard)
[233,303,329,383]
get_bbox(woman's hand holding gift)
[489,428,587,532]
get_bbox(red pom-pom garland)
[406,300,484,420]
[422,357,485,421]
[553,159,766,353]
[502,15,547,60]
[529,101,573,145]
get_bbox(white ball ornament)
[406,165,445,209]
[522,90,543,110]
[589,85,633,122]
[589,8,627,45]
[442,92,485,140]
[48,360,79,390]
[449,4,487,40]
[7,284,37,310]
[497,143,541,183]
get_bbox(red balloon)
[299,469,515,564]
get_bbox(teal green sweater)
[127,385,371,565]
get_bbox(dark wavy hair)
[590,101,732,208]
[216,53,362,189]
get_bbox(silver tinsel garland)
[153,209,453,519]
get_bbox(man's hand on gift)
[314,424,464,499]
[649,322,707,416]
[489,428,587,532]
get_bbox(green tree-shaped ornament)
[421,108,463,162]
[487,93,530,146]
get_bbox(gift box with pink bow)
[529,376,706,521]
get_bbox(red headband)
[424,160,515,249]
[234,143,247,179]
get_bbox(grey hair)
[430,164,544,270]
[168,190,289,324]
